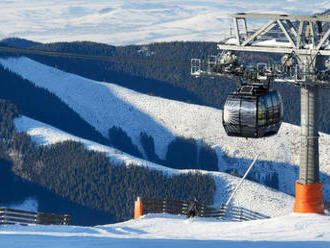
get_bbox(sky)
[0,0,328,45]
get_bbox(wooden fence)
[134,196,269,221]
[0,208,70,225]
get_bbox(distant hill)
[0,38,42,49]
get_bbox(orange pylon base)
[294,181,325,214]
[134,200,143,219]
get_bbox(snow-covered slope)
[0,213,329,248]
[2,198,38,213]
[0,1,328,45]
[14,115,294,218]
[1,56,330,201]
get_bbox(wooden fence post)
[134,196,143,219]
[162,200,165,213]
[239,208,243,221]
[2,209,6,224]
[63,215,70,225]
[34,213,38,224]
[200,205,204,217]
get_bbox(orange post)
[294,181,325,214]
[134,197,143,219]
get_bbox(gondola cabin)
[223,84,283,138]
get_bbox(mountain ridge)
[1,56,329,201]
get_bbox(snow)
[0,213,330,247]
[226,38,293,47]
[14,115,294,218]
[2,198,38,212]
[254,39,292,47]
[0,0,328,45]
[0,56,330,202]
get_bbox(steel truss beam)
[222,13,330,56]
[229,13,330,22]
[217,44,330,56]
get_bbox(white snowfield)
[0,0,328,45]
[0,213,330,248]
[1,56,330,200]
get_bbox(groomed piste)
[1,213,330,248]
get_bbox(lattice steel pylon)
[192,13,330,214]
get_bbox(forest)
[0,99,216,225]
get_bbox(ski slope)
[1,56,330,200]
[14,115,294,218]
[4,199,38,213]
[0,0,328,45]
[0,213,330,248]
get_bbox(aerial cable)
[0,45,190,66]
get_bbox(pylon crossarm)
[219,13,330,55]
[241,20,276,46]
[216,44,330,56]
[285,20,298,38]
[229,13,330,22]
[277,20,296,47]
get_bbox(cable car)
[222,84,283,138]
